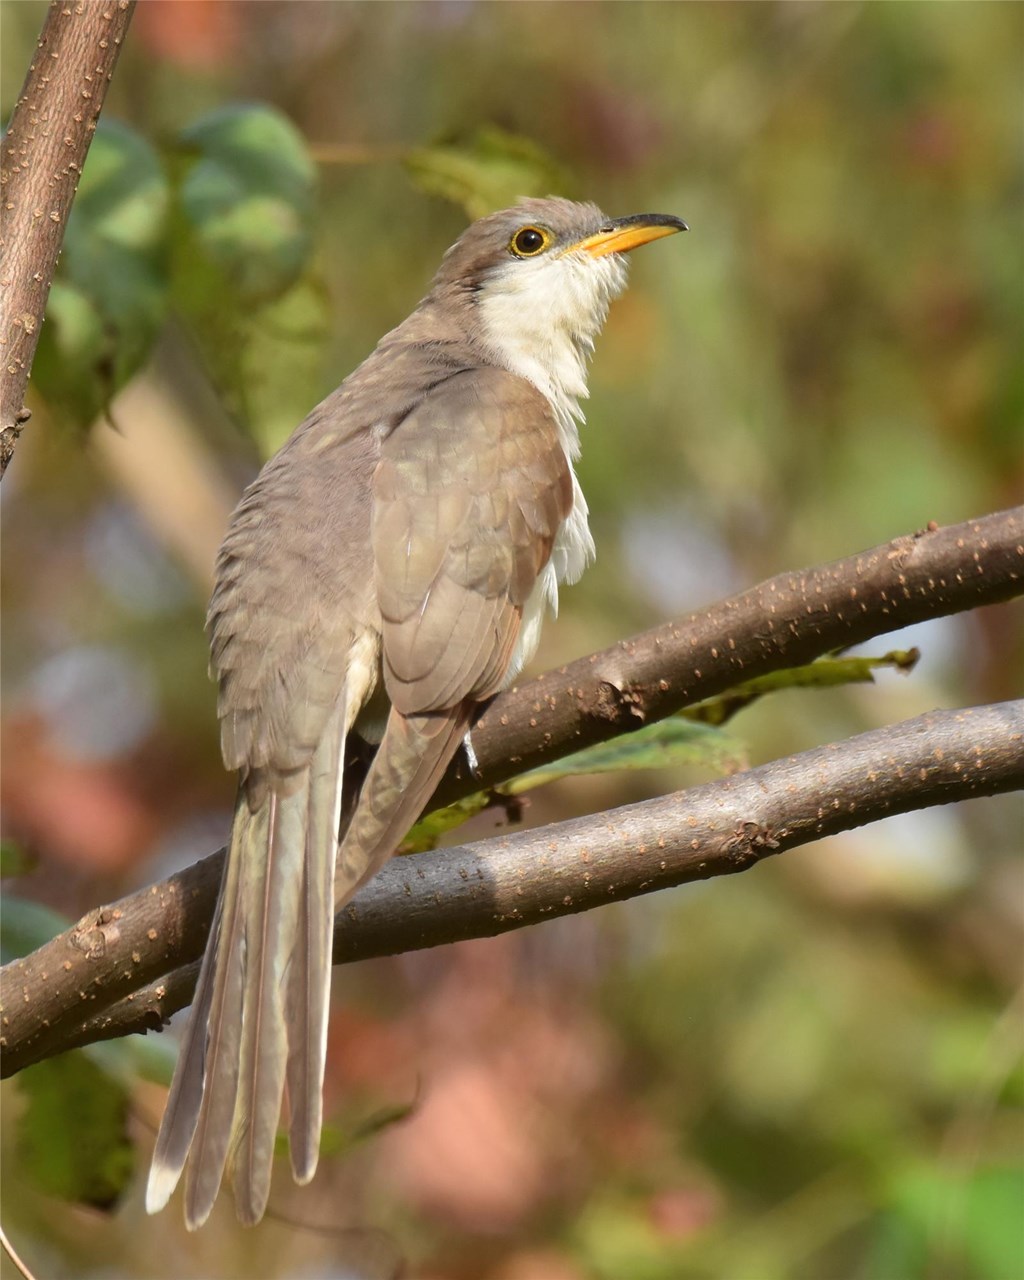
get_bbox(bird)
[145,197,686,1228]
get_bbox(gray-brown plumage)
[146,197,686,1227]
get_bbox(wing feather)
[373,368,572,717]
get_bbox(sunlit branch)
[2,699,1021,1077]
[1,508,1021,1075]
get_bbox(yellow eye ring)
[509,225,551,257]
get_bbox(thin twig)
[0,1222,37,1280]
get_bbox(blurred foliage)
[33,121,170,428]
[34,102,321,440]
[0,839,36,880]
[15,1052,136,1209]
[0,895,69,964]
[180,103,317,300]
[405,124,570,220]
[1,1,1021,1278]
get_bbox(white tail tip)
[145,1161,180,1216]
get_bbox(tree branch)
[444,506,1023,804]
[0,0,135,476]
[1,509,1021,1073]
[3,702,1021,1076]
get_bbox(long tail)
[146,701,465,1227]
[145,703,346,1229]
[284,704,346,1186]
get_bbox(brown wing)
[331,367,573,906]
[208,427,380,780]
[373,367,573,715]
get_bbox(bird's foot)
[462,729,482,778]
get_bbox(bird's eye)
[510,225,550,257]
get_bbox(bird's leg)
[462,729,482,778]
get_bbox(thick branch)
[0,0,135,475]
[443,507,1023,804]
[3,702,1022,1075]
[1,510,1021,1072]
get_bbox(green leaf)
[16,1051,135,1209]
[180,104,317,301]
[687,648,921,727]
[400,793,491,854]
[233,274,333,458]
[36,279,106,373]
[277,1097,418,1162]
[34,119,170,427]
[0,895,69,964]
[405,125,568,220]
[502,717,747,796]
[347,1096,419,1142]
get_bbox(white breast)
[476,249,628,682]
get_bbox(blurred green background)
[1,3,1021,1278]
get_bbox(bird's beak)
[572,213,689,258]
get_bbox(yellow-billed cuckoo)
[146,198,686,1227]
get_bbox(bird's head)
[429,197,686,405]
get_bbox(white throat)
[475,249,629,679]
[475,250,628,447]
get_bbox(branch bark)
[444,506,1023,805]
[0,0,135,476]
[0,508,1021,1075]
[3,701,1021,1076]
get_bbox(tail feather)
[147,710,345,1227]
[334,703,471,909]
[181,800,257,1229]
[148,686,467,1228]
[228,784,307,1226]
[145,892,223,1216]
[285,703,346,1184]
